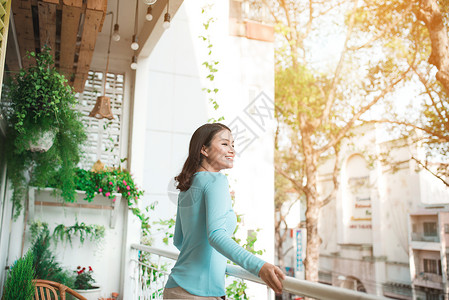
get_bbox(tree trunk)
[304,188,320,282]
[417,0,449,91]
[301,125,321,283]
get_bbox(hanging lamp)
[89,12,114,120]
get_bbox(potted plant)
[1,250,35,300]
[2,47,87,218]
[29,222,76,287]
[73,266,102,300]
[72,166,150,236]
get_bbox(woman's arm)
[204,174,284,293]
[204,174,265,274]
[173,204,183,251]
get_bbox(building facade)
[277,125,449,299]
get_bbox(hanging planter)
[27,128,58,152]
[2,47,87,219]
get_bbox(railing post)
[121,210,142,299]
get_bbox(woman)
[163,123,285,299]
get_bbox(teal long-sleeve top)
[165,171,266,297]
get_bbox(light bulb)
[131,35,139,50]
[131,56,138,70]
[143,0,157,5]
[146,6,153,21]
[163,12,171,29]
[112,24,120,41]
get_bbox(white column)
[122,55,151,299]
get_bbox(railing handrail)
[131,244,388,300]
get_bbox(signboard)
[295,228,306,280]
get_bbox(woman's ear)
[201,145,208,157]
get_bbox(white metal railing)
[130,244,389,300]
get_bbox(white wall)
[7,190,130,299]
[132,0,275,297]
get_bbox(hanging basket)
[27,129,58,152]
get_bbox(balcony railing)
[411,233,439,243]
[414,273,443,290]
[129,244,388,300]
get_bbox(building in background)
[409,207,449,300]
[318,125,449,299]
[277,125,449,299]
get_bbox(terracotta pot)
[74,286,102,300]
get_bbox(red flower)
[89,266,93,272]
[77,266,81,269]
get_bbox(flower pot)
[74,286,102,300]
[27,129,57,152]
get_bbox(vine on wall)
[199,2,224,123]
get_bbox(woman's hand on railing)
[258,263,285,294]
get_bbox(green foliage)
[199,2,224,123]
[2,250,35,300]
[226,187,265,299]
[74,266,96,290]
[47,166,151,237]
[53,222,105,246]
[73,167,143,205]
[2,47,87,219]
[30,223,76,288]
[138,252,169,298]
[226,279,249,300]
[154,218,175,245]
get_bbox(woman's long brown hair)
[175,123,230,191]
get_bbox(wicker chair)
[33,279,87,300]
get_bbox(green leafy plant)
[153,217,175,245]
[199,2,224,123]
[2,250,35,300]
[70,167,152,237]
[74,266,96,290]
[74,167,143,204]
[53,222,105,246]
[30,222,76,288]
[226,189,265,299]
[3,47,87,218]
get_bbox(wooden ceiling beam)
[59,4,81,81]
[11,0,107,92]
[11,0,35,68]
[72,7,103,92]
[37,1,56,59]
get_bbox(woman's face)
[201,129,235,172]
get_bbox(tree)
[354,0,449,186]
[265,0,419,283]
[274,152,301,273]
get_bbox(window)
[424,222,438,236]
[426,292,442,300]
[77,71,124,169]
[423,259,441,275]
[445,224,449,234]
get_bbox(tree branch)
[348,3,413,51]
[320,145,340,208]
[314,0,358,129]
[275,165,307,195]
[416,0,449,92]
[411,156,449,187]
[317,65,412,155]
[360,119,449,143]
